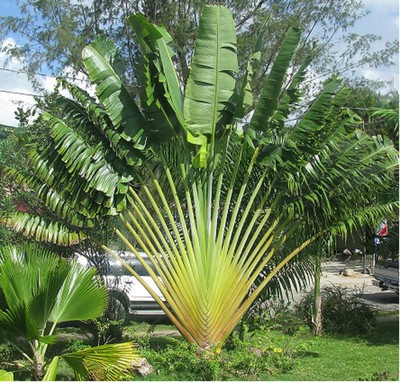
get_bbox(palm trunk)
[32,340,47,381]
[312,255,323,336]
[33,351,45,381]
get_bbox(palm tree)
[0,244,139,380]
[1,6,397,351]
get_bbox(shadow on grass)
[148,335,183,350]
[364,319,399,346]
[296,350,320,358]
[322,317,399,347]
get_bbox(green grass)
[2,318,398,381]
[267,319,399,381]
[129,318,399,381]
[121,317,398,381]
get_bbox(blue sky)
[351,0,399,86]
[0,0,398,127]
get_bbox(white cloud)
[342,0,399,92]
[357,0,399,38]
[0,93,34,126]
[0,38,39,126]
[0,37,95,127]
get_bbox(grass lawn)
[267,318,399,381]
[1,317,398,381]
[130,316,399,381]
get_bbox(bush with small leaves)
[142,327,296,380]
[295,286,377,336]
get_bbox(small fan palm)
[1,6,398,352]
[0,244,138,380]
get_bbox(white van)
[75,251,166,321]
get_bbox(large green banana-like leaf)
[29,144,125,217]
[62,342,139,381]
[129,14,184,128]
[82,37,149,149]
[57,79,144,167]
[184,5,238,164]
[290,77,344,146]
[277,129,398,234]
[273,52,313,124]
[235,16,271,119]
[258,77,346,169]
[43,112,131,203]
[249,28,301,133]
[3,165,92,226]
[329,201,399,240]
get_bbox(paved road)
[286,260,398,314]
[314,259,399,313]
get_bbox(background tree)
[345,86,399,148]
[0,0,397,90]
[0,124,19,245]
[2,6,397,351]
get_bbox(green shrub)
[0,343,14,363]
[142,327,297,380]
[81,316,125,345]
[141,337,215,380]
[65,339,91,353]
[242,299,307,335]
[124,321,158,349]
[0,339,29,365]
[295,286,377,336]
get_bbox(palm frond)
[249,28,301,133]
[82,36,149,150]
[48,262,108,324]
[129,14,184,128]
[62,342,139,381]
[184,5,238,166]
[43,356,59,381]
[0,369,13,381]
[0,212,86,245]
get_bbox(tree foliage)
[0,0,397,91]
[345,87,399,148]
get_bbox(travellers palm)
[1,6,397,351]
[0,244,139,380]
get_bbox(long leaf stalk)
[232,234,319,331]
[105,143,319,349]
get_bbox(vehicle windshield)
[106,256,157,277]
